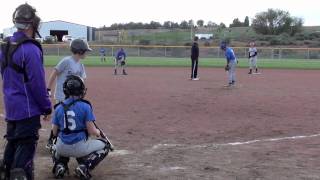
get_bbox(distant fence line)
[42,44,320,59]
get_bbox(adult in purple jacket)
[0,3,51,180]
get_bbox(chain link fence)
[42,44,320,59]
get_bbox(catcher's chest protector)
[0,36,43,82]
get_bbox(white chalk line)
[149,133,320,150]
[112,134,320,172]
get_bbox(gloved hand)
[224,65,230,71]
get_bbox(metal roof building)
[3,20,95,42]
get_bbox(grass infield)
[44,56,320,69]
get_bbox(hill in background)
[94,26,320,47]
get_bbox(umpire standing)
[191,36,199,80]
[0,3,51,180]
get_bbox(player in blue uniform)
[220,42,237,86]
[99,47,106,62]
[114,48,127,75]
[51,75,112,180]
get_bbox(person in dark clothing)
[190,36,199,80]
[0,3,52,180]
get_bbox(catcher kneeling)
[114,48,128,75]
[50,75,113,180]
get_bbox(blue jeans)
[3,115,41,180]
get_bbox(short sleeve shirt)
[52,98,95,144]
[54,56,86,101]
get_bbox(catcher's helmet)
[63,75,86,98]
[70,39,92,55]
[12,3,41,37]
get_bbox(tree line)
[100,9,303,36]
[100,19,219,30]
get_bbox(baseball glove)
[224,65,229,71]
[121,61,126,66]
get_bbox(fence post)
[271,49,274,59]
[218,48,220,58]
[57,46,60,57]
[111,47,114,57]
[138,47,141,56]
[279,48,282,59]
[164,47,167,57]
[244,48,247,58]
[307,49,310,59]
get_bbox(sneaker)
[75,165,91,180]
[122,71,128,75]
[54,163,66,179]
[114,70,117,75]
[192,78,199,81]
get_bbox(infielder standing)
[99,47,106,62]
[190,36,199,80]
[114,48,127,75]
[220,42,237,86]
[248,41,258,74]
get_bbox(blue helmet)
[220,42,227,50]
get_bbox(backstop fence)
[42,44,320,59]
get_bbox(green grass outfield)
[44,56,320,69]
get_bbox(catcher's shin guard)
[52,156,69,176]
[76,148,108,170]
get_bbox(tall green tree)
[229,18,243,27]
[244,16,250,27]
[180,20,189,29]
[197,20,204,27]
[252,9,303,35]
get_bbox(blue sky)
[0,0,319,32]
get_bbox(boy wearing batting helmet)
[0,3,52,180]
[50,75,112,179]
[220,42,238,86]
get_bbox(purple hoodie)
[0,31,51,121]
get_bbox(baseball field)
[0,57,320,179]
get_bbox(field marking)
[159,166,186,172]
[110,150,133,156]
[149,133,320,151]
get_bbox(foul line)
[150,133,320,151]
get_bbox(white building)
[195,33,213,40]
[3,20,95,41]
